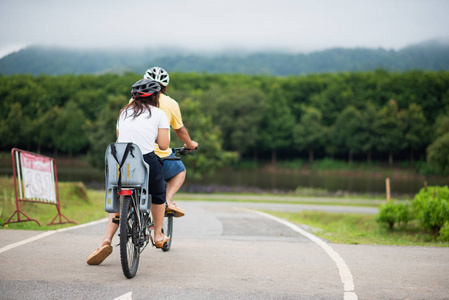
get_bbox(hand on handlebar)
[184,141,198,152]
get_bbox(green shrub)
[415,160,438,175]
[376,201,411,230]
[412,186,449,237]
[438,223,449,242]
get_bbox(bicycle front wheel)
[120,195,140,278]
[161,213,173,252]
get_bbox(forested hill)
[1,40,449,76]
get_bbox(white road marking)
[251,210,358,300]
[0,218,108,254]
[114,292,132,300]
[0,231,56,254]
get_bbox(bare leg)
[151,203,166,242]
[166,170,186,206]
[101,213,119,246]
[87,213,117,265]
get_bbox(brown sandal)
[166,203,185,218]
[86,243,113,265]
[154,236,170,248]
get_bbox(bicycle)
[104,143,194,278]
[160,146,196,252]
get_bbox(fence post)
[386,178,391,202]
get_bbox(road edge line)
[250,210,358,300]
[0,218,108,254]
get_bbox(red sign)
[21,152,56,202]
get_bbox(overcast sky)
[1,0,449,58]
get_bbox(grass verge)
[175,192,386,207]
[268,210,449,247]
[1,177,107,231]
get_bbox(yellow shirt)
[128,93,183,157]
[155,93,184,157]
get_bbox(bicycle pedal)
[112,216,120,225]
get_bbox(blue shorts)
[162,150,186,181]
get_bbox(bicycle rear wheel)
[120,195,140,278]
[161,213,173,252]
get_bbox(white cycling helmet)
[143,67,170,87]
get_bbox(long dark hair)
[120,92,161,119]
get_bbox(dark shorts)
[162,150,186,181]
[143,152,166,205]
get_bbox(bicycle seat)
[104,142,151,213]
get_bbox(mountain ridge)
[1,39,449,76]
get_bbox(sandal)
[86,241,113,265]
[154,236,170,248]
[166,203,185,218]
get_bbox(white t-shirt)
[117,106,170,154]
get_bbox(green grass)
[268,210,449,247]
[175,192,387,207]
[1,177,107,231]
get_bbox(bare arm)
[174,126,198,149]
[157,128,170,150]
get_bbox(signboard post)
[3,148,77,226]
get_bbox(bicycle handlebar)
[161,147,197,161]
[173,147,197,156]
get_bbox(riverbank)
[1,154,448,196]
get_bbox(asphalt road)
[1,201,448,300]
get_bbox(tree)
[209,87,266,158]
[402,103,429,163]
[427,115,449,175]
[359,102,378,163]
[53,101,89,156]
[86,95,126,168]
[177,98,238,180]
[0,102,27,148]
[375,99,406,165]
[333,106,364,163]
[71,89,108,121]
[33,107,61,153]
[324,125,339,159]
[293,106,326,163]
[260,94,296,164]
[427,133,449,175]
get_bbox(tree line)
[1,69,449,175]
